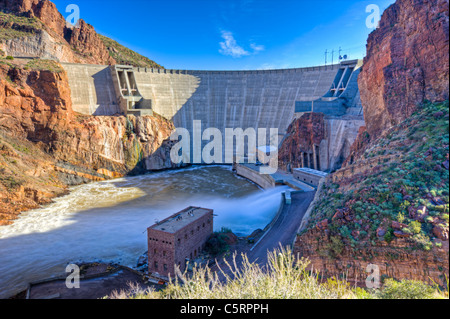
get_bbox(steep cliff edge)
[358,0,449,139]
[0,58,176,225]
[294,0,449,287]
[0,0,163,68]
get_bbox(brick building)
[147,206,214,278]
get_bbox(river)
[0,165,285,298]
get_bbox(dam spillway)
[61,60,364,171]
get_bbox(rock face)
[294,0,449,287]
[0,62,177,225]
[358,0,449,139]
[278,113,364,172]
[294,227,448,287]
[0,0,114,65]
[0,0,161,67]
[278,113,325,170]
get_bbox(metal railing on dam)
[134,63,340,75]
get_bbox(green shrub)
[377,279,439,299]
[6,55,14,60]
[204,232,229,256]
[409,220,422,234]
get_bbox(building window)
[191,230,194,235]
[185,234,188,239]
[163,251,166,257]
[164,264,168,271]
[154,249,157,254]
[154,261,158,269]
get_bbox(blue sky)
[52,0,395,70]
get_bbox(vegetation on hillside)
[99,34,163,69]
[24,58,63,72]
[304,101,449,253]
[1,11,163,69]
[107,247,447,299]
[0,11,43,42]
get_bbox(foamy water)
[0,166,284,298]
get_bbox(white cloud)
[250,43,265,53]
[219,31,265,58]
[219,31,250,58]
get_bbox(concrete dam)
[61,60,364,171]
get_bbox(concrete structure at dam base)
[61,59,365,172]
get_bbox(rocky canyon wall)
[0,61,177,225]
[358,0,449,139]
[294,0,449,287]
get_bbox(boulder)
[394,230,411,238]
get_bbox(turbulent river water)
[0,165,285,298]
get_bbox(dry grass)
[106,246,447,299]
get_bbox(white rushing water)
[0,166,285,298]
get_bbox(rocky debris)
[392,221,408,230]
[136,252,148,269]
[358,0,449,140]
[316,219,328,230]
[433,224,449,241]
[408,206,428,222]
[393,230,411,238]
[377,228,386,237]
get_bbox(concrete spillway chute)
[110,65,153,116]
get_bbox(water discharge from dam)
[0,166,286,298]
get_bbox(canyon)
[0,0,448,293]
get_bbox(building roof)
[293,167,328,177]
[149,206,213,234]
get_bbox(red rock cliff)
[0,0,115,65]
[278,113,325,170]
[294,0,449,287]
[0,62,176,225]
[358,0,449,139]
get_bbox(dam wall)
[62,63,120,115]
[62,63,341,134]
[61,61,364,167]
[133,66,339,138]
[235,164,276,189]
